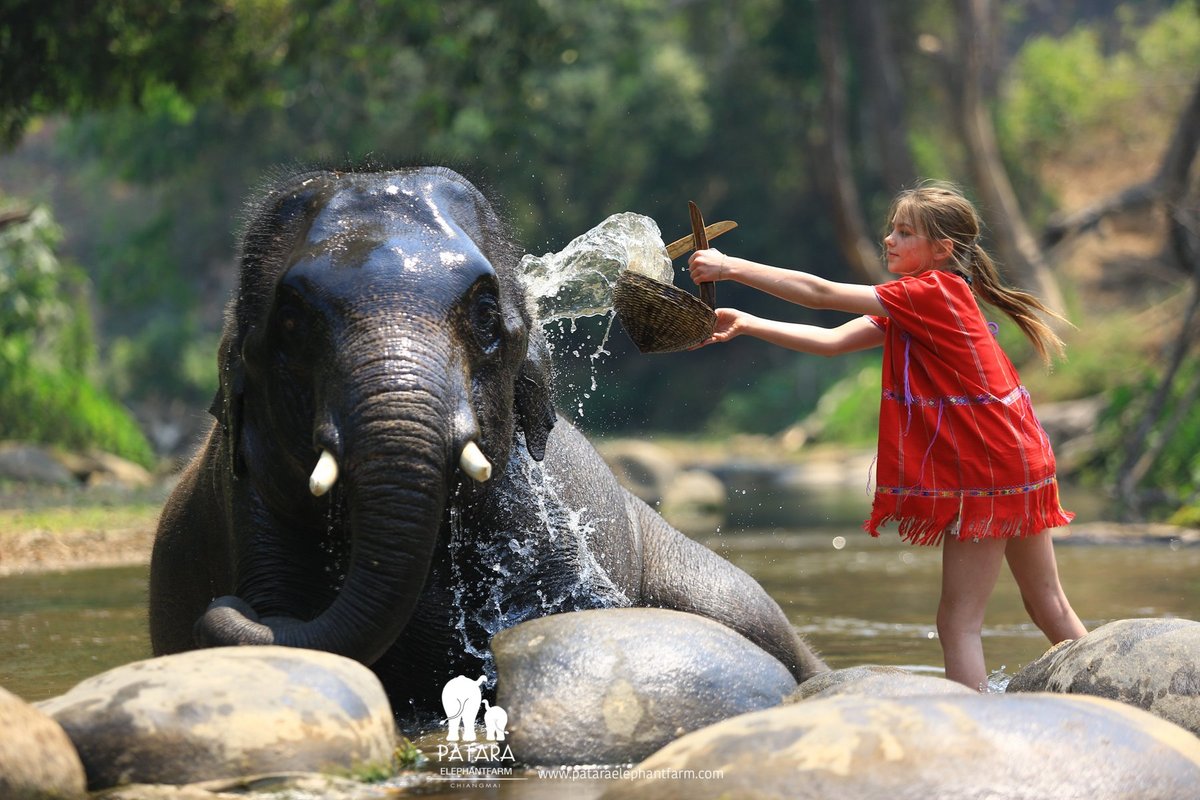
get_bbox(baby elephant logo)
[441,675,508,742]
[483,699,508,741]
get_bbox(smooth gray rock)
[789,664,972,702]
[602,693,1200,800]
[0,685,87,799]
[492,607,797,766]
[0,442,76,485]
[37,647,396,789]
[1007,617,1200,734]
[661,469,726,517]
[595,439,679,506]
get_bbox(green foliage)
[2,0,1197,515]
[1133,362,1200,506]
[392,737,426,771]
[707,368,809,436]
[705,353,875,436]
[0,359,155,468]
[1000,29,1125,158]
[1169,503,1200,528]
[0,0,272,149]
[1060,340,1199,517]
[0,203,154,466]
[999,2,1200,160]
[106,317,219,404]
[1023,314,1151,401]
[26,0,833,430]
[0,205,97,369]
[804,358,883,447]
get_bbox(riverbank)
[0,481,169,576]
[1,467,1197,577]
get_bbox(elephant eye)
[276,304,305,340]
[470,290,502,353]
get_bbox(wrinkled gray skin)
[149,166,825,721]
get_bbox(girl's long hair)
[886,181,1069,365]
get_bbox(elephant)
[442,674,486,742]
[483,700,508,741]
[148,165,826,725]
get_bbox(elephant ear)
[209,170,330,476]
[514,328,556,461]
[209,326,246,477]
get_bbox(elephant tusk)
[309,449,339,497]
[460,441,492,482]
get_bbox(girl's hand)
[692,307,747,348]
[688,248,728,285]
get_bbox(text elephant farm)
[148,165,826,720]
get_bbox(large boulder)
[1007,617,1200,735]
[788,665,972,702]
[37,647,396,789]
[0,442,76,485]
[660,468,726,519]
[601,693,1200,800]
[56,449,155,488]
[595,439,678,506]
[492,607,796,766]
[0,685,87,799]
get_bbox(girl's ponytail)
[965,242,1067,366]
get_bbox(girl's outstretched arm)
[689,249,885,316]
[698,309,883,356]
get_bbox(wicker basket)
[613,270,716,353]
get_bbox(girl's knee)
[1022,590,1071,622]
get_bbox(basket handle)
[689,201,716,309]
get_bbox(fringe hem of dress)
[863,484,1075,547]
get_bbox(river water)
[3,487,1195,705]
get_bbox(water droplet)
[832,536,846,550]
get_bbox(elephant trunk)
[198,349,471,666]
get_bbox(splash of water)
[518,212,673,325]
[985,665,1013,693]
[446,441,631,680]
[520,212,674,422]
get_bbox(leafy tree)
[0,0,279,149]
[0,203,153,464]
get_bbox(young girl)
[687,182,1086,690]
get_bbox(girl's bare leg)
[938,534,1008,690]
[1004,528,1087,643]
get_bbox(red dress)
[864,269,1073,545]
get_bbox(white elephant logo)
[483,699,508,741]
[442,674,487,741]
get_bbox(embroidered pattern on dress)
[882,385,1027,408]
[875,474,1058,499]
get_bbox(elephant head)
[195,166,557,665]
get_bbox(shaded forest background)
[0,0,1197,523]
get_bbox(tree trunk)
[812,0,889,284]
[848,0,918,192]
[951,0,1067,315]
